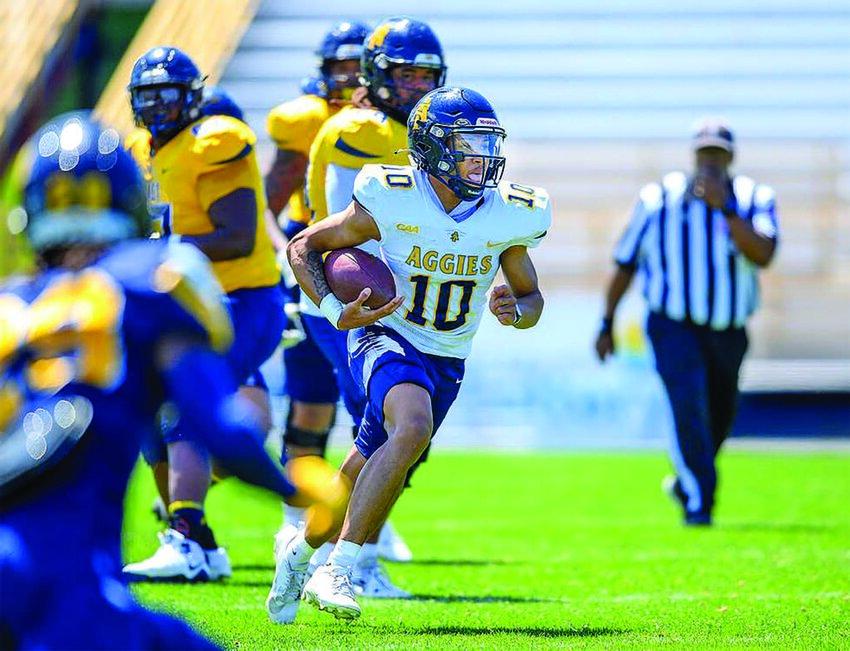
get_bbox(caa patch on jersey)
[324,248,396,309]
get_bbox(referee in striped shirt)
[595,119,779,525]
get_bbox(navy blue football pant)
[647,311,748,519]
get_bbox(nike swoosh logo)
[486,240,508,248]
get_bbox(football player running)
[276,17,447,604]
[271,86,550,623]
[263,20,379,559]
[122,47,285,582]
[0,112,346,648]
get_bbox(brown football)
[323,248,396,309]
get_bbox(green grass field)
[124,448,850,650]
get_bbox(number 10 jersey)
[353,165,551,359]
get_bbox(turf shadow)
[230,564,274,572]
[409,594,561,604]
[721,522,838,533]
[379,624,626,639]
[406,558,510,567]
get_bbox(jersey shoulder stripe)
[334,137,382,159]
[190,116,257,169]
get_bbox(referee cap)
[692,118,734,152]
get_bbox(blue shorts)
[282,324,339,404]
[302,314,367,427]
[224,284,286,385]
[161,284,284,447]
[348,324,464,459]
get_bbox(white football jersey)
[353,164,551,359]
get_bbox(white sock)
[326,539,361,572]
[287,531,316,569]
[310,542,335,568]
[357,542,379,568]
[283,503,305,528]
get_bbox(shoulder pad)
[330,109,392,159]
[353,164,392,208]
[152,241,234,353]
[495,182,552,247]
[497,182,550,212]
[191,116,257,166]
[639,181,664,207]
[753,183,776,205]
[661,171,688,195]
[732,174,756,199]
[267,95,329,147]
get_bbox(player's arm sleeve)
[196,158,255,209]
[509,187,551,250]
[613,183,659,269]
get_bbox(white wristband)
[319,293,345,329]
[512,305,523,327]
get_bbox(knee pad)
[283,425,331,457]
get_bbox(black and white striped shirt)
[614,172,779,330]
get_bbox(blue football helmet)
[19,111,148,255]
[361,17,447,123]
[299,74,324,97]
[408,87,506,201]
[128,46,205,142]
[314,20,370,99]
[199,86,244,121]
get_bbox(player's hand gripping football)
[338,288,403,329]
[489,284,520,326]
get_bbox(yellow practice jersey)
[151,115,278,293]
[306,108,408,222]
[266,93,342,226]
[125,127,153,181]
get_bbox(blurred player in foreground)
[0,112,347,648]
[122,47,285,581]
[268,86,551,623]
[291,16,448,594]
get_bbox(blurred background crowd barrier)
[2,0,848,445]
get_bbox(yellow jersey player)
[266,21,370,242]
[305,16,446,223]
[263,22,371,559]
[122,47,284,582]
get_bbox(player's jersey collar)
[415,168,488,223]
